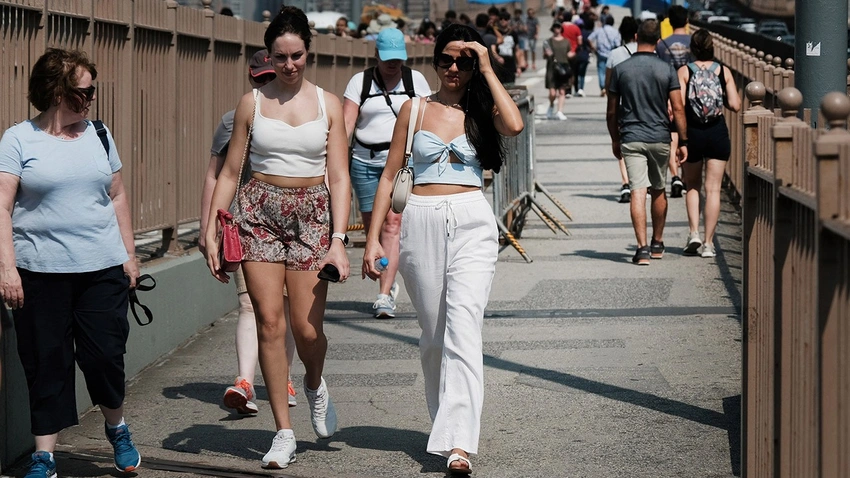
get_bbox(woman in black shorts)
[676,30,741,258]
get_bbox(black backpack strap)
[92,120,109,154]
[359,67,375,107]
[401,66,415,98]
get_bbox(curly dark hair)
[432,24,505,172]
[264,6,312,52]
[28,48,97,113]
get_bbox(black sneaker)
[670,176,684,198]
[618,184,631,203]
[650,239,665,259]
[632,246,651,265]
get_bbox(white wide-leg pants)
[398,190,498,457]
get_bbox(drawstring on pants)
[435,200,459,237]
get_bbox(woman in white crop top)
[202,7,351,469]
[362,24,523,475]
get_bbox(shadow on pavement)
[162,382,270,409]
[563,249,634,263]
[723,395,742,476]
[572,192,623,203]
[161,424,277,461]
[329,426,444,474]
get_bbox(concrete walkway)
[7,64,742,478]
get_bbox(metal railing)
[0,0,438,255]
[491,87,572,263]
[736,84,850,478]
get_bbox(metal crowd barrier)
[490,88,572,263]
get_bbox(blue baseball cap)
[376,28,407,61]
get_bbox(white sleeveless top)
[249,86,328,177]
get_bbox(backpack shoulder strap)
[360,67,375,106]
[92,120,109,154]
[401,66,415,98]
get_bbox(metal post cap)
[745,82,766,104]
[820,93,850,128]
[777,87,803,117]
[202,0,212,8]
[773,57,782,67]
[784,58,795,70]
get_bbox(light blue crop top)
[411,101,483,187]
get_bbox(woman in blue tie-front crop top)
[202,7,351,469]
[362,24,524,475]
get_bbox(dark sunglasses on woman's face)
[75,85,96,102]
[436,54,476,72]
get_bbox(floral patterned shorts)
[236,179,331,271]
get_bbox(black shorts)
[14,266,130,435]
[686,119,731,163]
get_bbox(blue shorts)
[350,159,384,213]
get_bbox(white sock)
[106,417,126,429]
[277,428,295,438]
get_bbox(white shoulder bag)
[390,97,420,214]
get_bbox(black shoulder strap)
[401,66,415,98]
[92,120,109,154]
[360,67,375,107]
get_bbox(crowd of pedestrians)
[0,3,742,477]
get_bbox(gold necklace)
[432,95,462,110]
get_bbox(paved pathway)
[9,63,742,478]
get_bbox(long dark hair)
[432,24,504,172]
[264,6,312,52]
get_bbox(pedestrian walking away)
[676,29,741,258]
[655,5,693,199]
[0,48,142,477]
[202,6,351,469]
[342,28,431,319]
[604,16,638,204]
[199,49,298,414]
[363,24,523,476]
[605,19,687,265]
[588,15,620,96]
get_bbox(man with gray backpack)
[676,29,741,258]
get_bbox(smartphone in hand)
[317,264,340,282]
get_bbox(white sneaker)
[305,377,337,439]
[389,282,400,302]
[565,93,572,99]
[373,294,396,319]
[577,89,585,97]
[683,232,702,256]
[262,430,297,469]
[556,111,567,121]
[546,105,555,119]
[701,243,717,258]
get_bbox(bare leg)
[34,434,59,453]
[557,88,566,113]
[682,161,703,234]
[242,261,291,430]
[378,211,402,296]
[668,132,680,179]
[235,292,258,380]
[619,158,629,185]
[284,296,294,378]
[285,270,329,391]
[101,404,124,426]
[703,159,726,245]
[630,186,648,247]
[649,188,668,242]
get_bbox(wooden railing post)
[741,80,777,478]
[815,92,850,478]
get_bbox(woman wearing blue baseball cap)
[343,28,431,319]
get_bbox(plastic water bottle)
[375,257,389,272]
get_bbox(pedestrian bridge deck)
[23,67,742,478]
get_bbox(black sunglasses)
[436,54,476,72]
[129,274,156,326]
[75,85,96,102]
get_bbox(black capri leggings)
[14,265,130,435]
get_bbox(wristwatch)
[679,138,689,147]
[331,232,349,246]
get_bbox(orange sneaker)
[288,380,297,407]
[224,376,258,414]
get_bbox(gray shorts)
[622,142,670,191]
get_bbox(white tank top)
[249,86,328,177]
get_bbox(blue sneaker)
[104,422,141,472]
[24,451,56,478]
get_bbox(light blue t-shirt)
[0,120,128,273]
